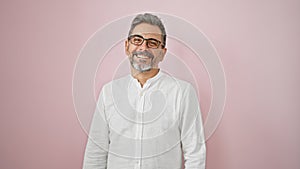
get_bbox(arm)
[83,90,109,169]
[180,84,206,169]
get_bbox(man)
[83,13,206,169]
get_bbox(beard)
[130,51,155,72]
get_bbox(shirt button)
[139,92,143,97]
[134,161,140,169]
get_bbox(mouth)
[132,51,154,60]
[135,54,151,59]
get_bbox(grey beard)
[130,55,153,72]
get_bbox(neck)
[131,68,160,87]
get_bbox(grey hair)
[128,13,167,47]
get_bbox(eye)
[131,37,143,45]
[147,40,159,48]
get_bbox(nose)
[137,40,148,51]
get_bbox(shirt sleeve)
[179,84,206,169]
[83,90,109,169]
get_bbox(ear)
[125,40,130,56]
[159,47,167,61]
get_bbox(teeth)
[136,55,149,59]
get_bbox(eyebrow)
[129,34,162,41]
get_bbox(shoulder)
[160,72,194,93]
[99,74,131,98]
[103,74,130,88]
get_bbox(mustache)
[132,51,154,59]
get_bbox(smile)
[135,55,151,59]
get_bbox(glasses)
[128,34,164,49]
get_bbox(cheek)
[153,51,163,59]
[128,45,139,53]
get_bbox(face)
[125,23,167,72]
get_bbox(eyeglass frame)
[127,34,165,49]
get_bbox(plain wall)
[0,0,299,169]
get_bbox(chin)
[132,64,152,72]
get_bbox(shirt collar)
[129,69,163,89]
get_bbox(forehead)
[131,23,162,37]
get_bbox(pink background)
[1,0,299,169]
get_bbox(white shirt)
[83,71,206,169]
